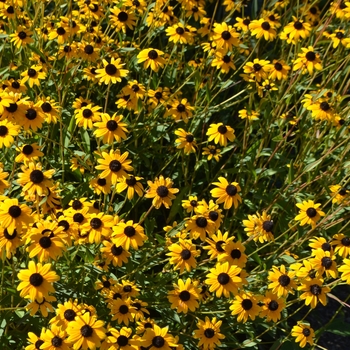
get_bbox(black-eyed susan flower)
[204,230,234,260]
[0,227,23,259]
[167,238,200,273]
[281,17,311,44]
[309,237,333,254]
[0,119,20,148]
[145,175,179,209]
[243,211,274,243]
[81,212,114,244]
[211,50,236,73]
[230,291,260,323]
[41,325,70,350]
[165,98,194,123]
[21,65,47,87]
[206,123,235,146]
[15,143,43,163]
[293,46,322,75]
[268,265,297,297]
[141,324,177,350]
[110,7,137,32]
[0,198,33,234]
[193,317,225,349]
[196,199,223,230]
[291,323,315,348]
[17,162,55,197]
[116,175,144,200]
[243,59,273,82]
[205,261,242,298]
[329,185,349,204]
[182,195,201,213]
[48,25,70,44]
[89,177,112,195]
[95,58,128,85]
[109,298,136,325]
[112,220,147,250]
[309,249,338,278]
[295,200,325,228]
[136,318,156,335]
[166,23,193,44]
[260,291,285,322]
[269,59,290,80]
[339,258,350,284]
[25,331,45,350]
[210,177,241,209]
[18,102,46,131]
[186,214,215,241]
[234,17,251,32]
[0,168,9,193]
[50,299,82,329]
[39,97,60,124]
[26,295,56,317]
[218,241,247,268]
[147,87,170,107]
[202,145,222,161]
[101,326,137,350]
[17,261,60,302]
[298,278,330,308]
[238,108,260,121]
[167,278,200,314]
[137,49,166,72]
[332,233,350,257]
[75,104,101,129]
[174,128,197,154]
[96,149,133,185]
[66,311,106,349]
[212,22,239,51]
[249,18,277,41]
[10,26,34,49]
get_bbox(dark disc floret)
[30,170,44,184]
[57,27,66,35]
[82,109,92,119]
[218,125,227,134]
[268,300,279,311]
[274,62,283,71]
[39,236,52,248]
[58,220,70,231]
[176,27,185,35]
[209,211,219,221]
[176,104,186,113]
[148,50,158,59]
[8,205,22,218]
[302,328,311,337]
[294,21,303,30]
[29,273,44,286]
[105,64,117,75]
[278,274,291,287]
[179,290,191,301]
[310,284,322,295]
[124,226,136,237]
[341,237,350,246]
[80,325,93,337]
[97,178,107,186]
[0,125,8,136]
[156,185,169,197]
[109,160,122,172]
[4,228,17,240]
[217,272,230,285]
[28,68,37,77]
[185,134,194,143]
[119,305,129,314]
[126,176,137,186]
[152,336,165,348]
[204,328,215,338]
[320,102,330,111]
[243,19,250,26]
[180,249,191,260]
[106,120,119,132]
[18,31,27,39]
[90,217,102,229]
[321,242,331,251]
[73,213,84,223]
[261,21,271,30]
[216,241,225,252]
[84,45,94,54]
[226,184,237,196]
[321,257,332,269]
[41,102,52,113]
[306,207,317,218]
[111,244,123,256]
[253,63,262,71]
[26,109,37,120]
[51,336,63,347]
[230,249,241,259]
[123,285,132,292]
[35,340,44,349]
[241,299,253,310]
[263,220,274,232]
[118,11,128,22]
[196,217,208,228]
[305,51,316,61]
[221,30,231,40]
[117,335,129,347]
[64,309,76,321]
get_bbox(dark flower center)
[73,213,84,223]
[306,51,316,61]
[82,109,92,118]
[339,188,347,196]
[80,325,93,337]
[124,226,136,237]
[117,335,129,346]
[209,211,219,221]
[72,200,83,210]
[118,11,128,22]
[109,160,122,172]
[263,221,274,232]
[320,102,330,111]
[39,236,52,248]
[64,46,72,53]
[18,31,27,39]
[306,208,317,218]
[51,336,63,347]
[133,0,140,6]
[321,242,331,251]
[148,50,158,59]
[223,55,231,63]
[105,64,117,75]
[6,103,18,113]
[204,328,215,338]
[97,178,107,186]
[310,284,322,295]
[261,21,270,30]
[35,340,44,349]
[336,31,344,39]
[111,244,123,256]
[216,240,225,252]
[185,134,194,143]
[8,205,22,218]
[113,293,122,299]
[41,102,52,113]
[58,220,69,231]
[119,305,129,314]
[253,63,262,71]
[0,126,8,136]
[152,336,165,348]
[196,217,208,228]
[221,30,231,40]
[341,237,350,246]
[179,290,191,301]
[180,249,191,260]
[7,6,14,14]
[30,170,44,184]
[64,309,76,321]
[90,217,102,229]
[294,21,303,30]
[126,176,137,186]
[57,27,66,35]
[84,45,94,54]
[156,185,169,197]
[274,62,283,71]
[29,273,44,286]
[230,249,241,259]
[268,300,279,311]
[26,70,37,80]
[310,7,317,14]
[144,322,153,328]
[4,228,17,240]
[243,19,250,26]
[176,27,185,35]
[155,92,162,100]
[218,125,227,134]
[302,328,311,337]
[278,274,291,287]
[177,104,186,112]
[11,81,20,89]
[242,299,253,310]
[321,257,332,269]
[217,272,230,285]
[26,109,37,120]
[226,184,237,196]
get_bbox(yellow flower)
[294,200,325,228]
[210,177,241,209]
[291,323,315,348]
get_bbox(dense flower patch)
[0,0,350,349]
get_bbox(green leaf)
[303,158,322,172]
[324,316,350,336]
[281,254,296,264]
